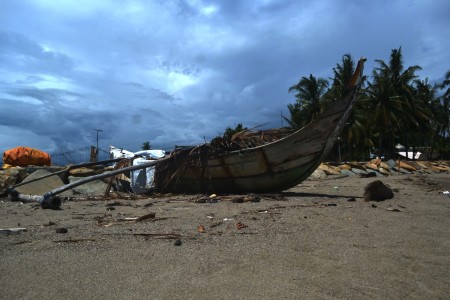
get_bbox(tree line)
[285,47,450,161]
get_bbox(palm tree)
[141,141,151,150]
[283,103,304,129]
[413,78,438,158]
[440,70,450,135]
[287,74,328,128]
[366,47,422,157]
[325,54,372,160]
[324,54,355,105]
[433,70,450,158]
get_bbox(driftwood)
[9,157,169,209]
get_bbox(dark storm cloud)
[0,0,449,158]
[0,31,76,75]
[5,86,83,105]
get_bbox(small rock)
[339,164,352,170]
[359,172,377,178]
[378,167,391,176]
[386,159,397,168]
[319,164,341,175]
[308,169,327,179]
[174,239,182,246]
[397,161,417,172]
[55,228,68,233]
[364,180,394,201]
[340,169,356,176]
[365,163,379,171]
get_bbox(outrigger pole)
[9,157,170,209]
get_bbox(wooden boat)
[155,57,367,194]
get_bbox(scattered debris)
[0,227,27,235]
[230,194,261,203]
[53,238,95,243]
[443,191,449,196]
[259,194,286,201]
[192,194,220,203]
[127,233,183,240]
[198,224,206,233]
[55,228,68,233]
[347,198,356,202]
[210,221,223,228]
[192,193,263,203]
[94,212,163,227]
[135,212,156,222]
[386,207,402,212]
[105,201,124,207]
[236,222,248,230]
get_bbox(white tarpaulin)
[109,146,166,193]
[397,151,422,160]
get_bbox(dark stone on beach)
[359,172,377,178]
[174,239,182,246]
[364,180,394,201]
[340,169,356,176]
[56,228,68,233]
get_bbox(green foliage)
[223,123,247,139]
[141,141,151,150]
[287,74,329,128]
[285,48,450,160]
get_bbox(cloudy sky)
[1,0,449,159]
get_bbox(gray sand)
[1,173,449,299]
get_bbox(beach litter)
[385,207,403,212]
[0,227,27,235]
[198,224,206,233]
[236,222,248,230]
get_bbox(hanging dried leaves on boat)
[154,127,293,193]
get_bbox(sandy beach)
[1,172,449,299]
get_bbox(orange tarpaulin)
[3,146,51,167]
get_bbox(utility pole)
[94,129,103,162]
